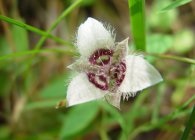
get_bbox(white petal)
[118,55,163,94]
[105,93,121,109]
[66,73,107,107]
[76,17,115,57]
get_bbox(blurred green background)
[0,0,194,140]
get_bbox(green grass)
[160,0,192,12]
[34,0,82,50]
[128,0,146,51]
[0,0,194,139]
[0,15,70,46]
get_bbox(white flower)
[66,17,163,109]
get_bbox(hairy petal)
[105,93,121,109]
[66,73,107,107]
[118,55,163,95]
[76,17,114,57]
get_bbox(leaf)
[0,126,10,139]
[180,105,195,140]
[0,15,69,45]
[160,0,192,12]
[35,0,82,50]
[128,0,146,51]
[146,34,173,62]
[149,0,178,31]
[172,29,194,54]
[0,36,11,55]
[39,72,71,99]
[60,102,99,138]
[24,72,72,110]
[0,71,11,96]
[12,25,29,51]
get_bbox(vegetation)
[0,0,194,139]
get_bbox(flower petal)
[105,93,121,109]
[76,17,115,57]
[67,58,100,73]
[112,38,129,63]
[118,55,163,94]
[66,73,107,107]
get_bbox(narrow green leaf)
[160,0,192,12]
[180,105,195,140]
[35,0,83,50]
[0,48,77,61]
[129,96,195,139]
[0,50,38,61]
[0,15,71,46]
[128,0,146,51]
[60,102,99,138]
[12,25,29,51]
[0,36,12,55]
[24,99,60,110]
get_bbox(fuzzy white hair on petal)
[118,55,163,97]
[66,73,107,107]
[76,17,115,57]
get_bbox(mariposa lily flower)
[66,17,163,108]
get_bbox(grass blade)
[0,15,70,46]
[160,0,192,12]
[128,0,146,51]
[129,95,195,139]
[180,105,195,140]
[35,0,83,50]
[0,48,77,61]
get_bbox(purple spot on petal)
[87,49,126,92]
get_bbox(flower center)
[87,49,126,92]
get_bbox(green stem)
[34,0,82,50]
[151,84,165,124]
[0,48,77,61]
[129,95,195,139]
[145,53,195,65]
[0,15,71,46]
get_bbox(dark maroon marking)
[87,72,108,90]
[87,49,126,91]
[89,49,113,66]
[113,62,126,86]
